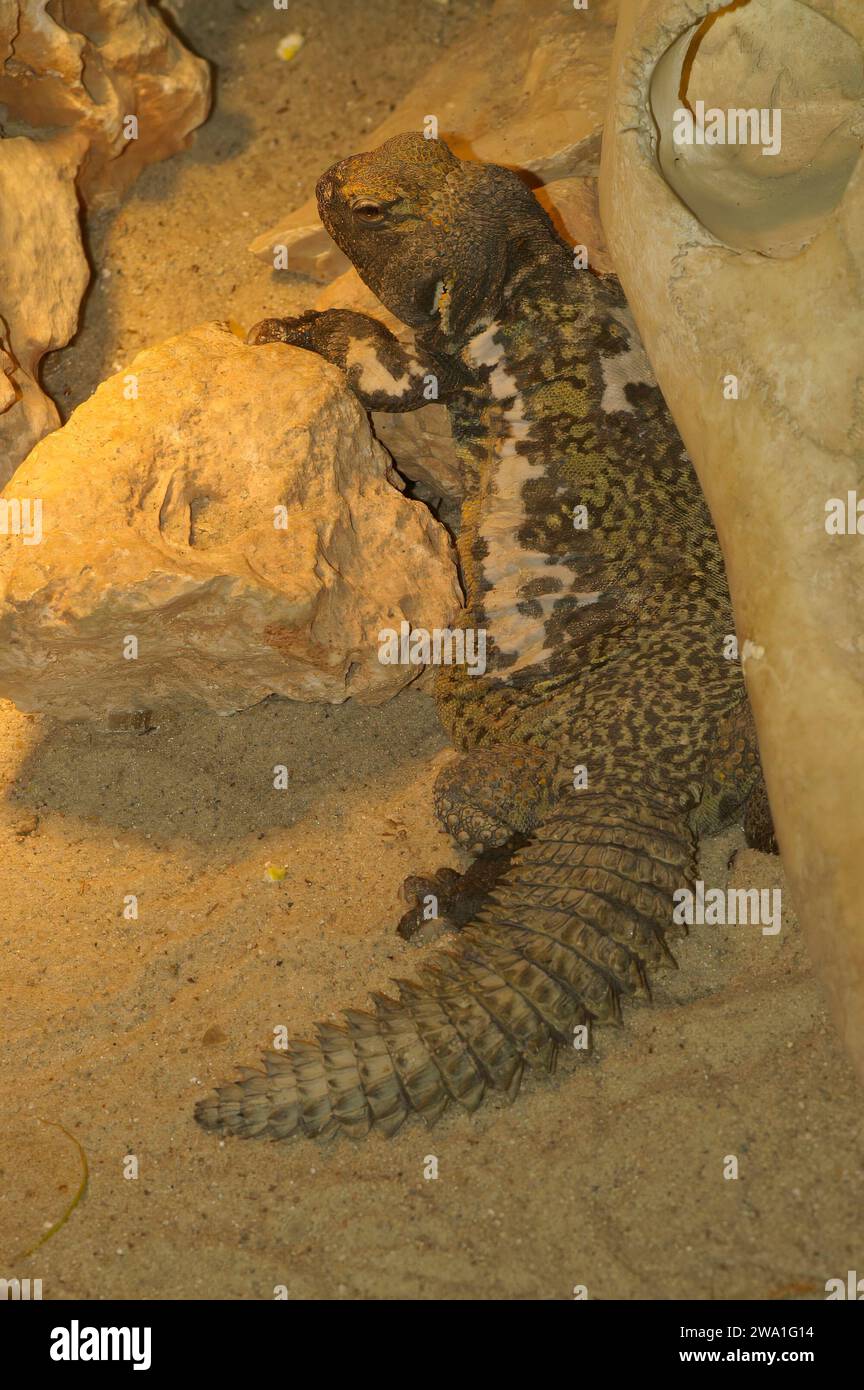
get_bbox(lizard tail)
[195,789,694,1141]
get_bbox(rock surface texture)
[0,0,211,484]
[600,0,864,1079]
[0,323,461,720]
[0,134,90,483]
[0,0,211,204]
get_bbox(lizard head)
[316,132,545,342]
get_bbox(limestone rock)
[649,0,863,257]
[0,2,211,483]
[0,323,462,720]
[0,0,211,206]
[600,0,864,1078]
[0,347,18,414]
[250,0,618,277]
[0,133,90,488]
[534,177,614,276]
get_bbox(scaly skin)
[195,134,772,1143]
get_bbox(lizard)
[195,131,775,1143]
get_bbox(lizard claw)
[397,867,461,945]
[395,838,526,945]
[247,316,294,346]
[246,317,290,345]
[246,311,322,347]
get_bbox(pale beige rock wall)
[0,134,90,484]
[600,0,864,1078]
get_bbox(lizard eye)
[352,199,385,223]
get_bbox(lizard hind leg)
[433,744,560,853]
[396,745,559,944]
[743,770,778,855]
[692,697,778,854]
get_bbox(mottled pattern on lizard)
[196,133,774,1143]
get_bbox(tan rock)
[600,0,864,1079]
[0,0,211,206]
[250,0,618,277]
[0,323,462,720]
[0,133,90,487]
[0,2,211,481]
[371,406,462,506]
[649,0,862,257]
[0,347,18,414]
[534,177,615,276]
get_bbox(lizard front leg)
[247,308,452,413]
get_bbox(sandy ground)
[2,0,863,1301]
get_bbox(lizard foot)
[397,867,461,944]
[743,770,778,855]
[396,835,528,944]
[433,745,560,853]
[246,311,321,347]
[396,746,559,942]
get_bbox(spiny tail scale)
[195,791,694,1141]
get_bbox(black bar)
[5,1297,859,1374]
